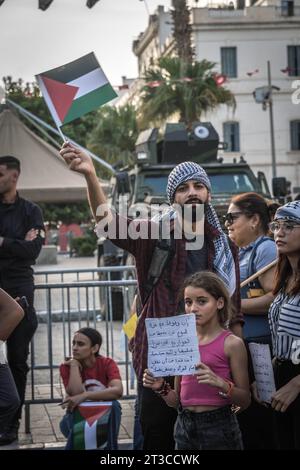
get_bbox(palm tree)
[139,57,235,130]
[87,104,139,177]
[171,0,194,63]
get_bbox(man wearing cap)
[60,143,242,450]
[0,156,45,444]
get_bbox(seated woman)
[59,327,123,450]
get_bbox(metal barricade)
[25,266,137,433]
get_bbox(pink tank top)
[180,330,233,407]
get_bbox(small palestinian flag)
[36,53,117,128]
[73,401,112,450]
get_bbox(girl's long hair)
[273,254,300,295]
[180,271,232,327]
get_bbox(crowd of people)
[1,147,300,450]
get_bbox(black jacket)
[0,194,45,289]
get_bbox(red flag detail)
[41,75,79,122]
[78,405,111,427]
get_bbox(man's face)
[0,164,18,195]
[173,180,210,207]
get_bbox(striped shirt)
[268,290,300,361]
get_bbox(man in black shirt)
[0,156,44,444]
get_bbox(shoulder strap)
[142,218,175,306]
[247,236,272,280]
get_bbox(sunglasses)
[223,212,245,225]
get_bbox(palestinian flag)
[73,401,112,450]
[36,53,117,128]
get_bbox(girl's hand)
[195,363,224,389]
[64,357,82,370]
[271,378,300,412]
[63,392,87,412]
[143,369,164,391]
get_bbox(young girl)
[143,271,250,450]
[268,200,300,449]
[59,327,123,450]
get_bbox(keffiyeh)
[275,200,300,223]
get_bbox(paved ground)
[0,394,135,450]
[0,254,135,451]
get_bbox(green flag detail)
[72,402,112,450]
[36,52,117,128]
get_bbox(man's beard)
[182,200,207,224]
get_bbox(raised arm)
[60,143,111,223]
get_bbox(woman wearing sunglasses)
[225,192,277,449]
[268,200,300,449]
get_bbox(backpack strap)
[137,218,175,314]
[247,236,272,281]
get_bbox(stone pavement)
[0,254,136,451]
[0,393,135,450]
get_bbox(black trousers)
[5,285,38,424]
[273,359,300,450]
[0,364,20,433]
[140,383,177,450]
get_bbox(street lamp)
[253,61,280,178]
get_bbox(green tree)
[2,76,97,148]
[87,105,139,177]
[139,57,235,130]
[39,202,92,225]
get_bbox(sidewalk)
[0,255,135,451]
[0,391,135,450]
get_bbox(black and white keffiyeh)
[166,162,236,296]
[274,200,300,224]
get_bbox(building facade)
[117,1,300,195]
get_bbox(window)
[223,122,240,152]
[287,45,300,76]
[290,120,300,150]
[209,173,255,194]
[281,0,294,17]
[221,47,237,78]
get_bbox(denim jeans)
[60,400,122,450]
[174,405,243,450]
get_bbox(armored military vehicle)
[98,122,289,318]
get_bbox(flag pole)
[58,125,67,143]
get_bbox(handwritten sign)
[145,314,200,377]
[248,342,276,403]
